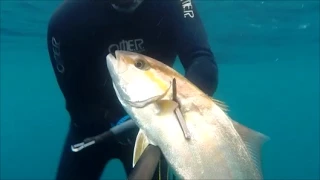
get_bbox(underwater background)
[0,1,319,179]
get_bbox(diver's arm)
[47,7,92,102]
[169,0,218,95]
[70,119,162,180]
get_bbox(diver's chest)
[102,9,173,55]
[108,25,171,53]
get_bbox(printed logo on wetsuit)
[108,39,145,53]
[181,0,194,18]
[51,37,65,73]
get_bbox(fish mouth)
[106,53,117,74]
[106,52,125,91]
[106,51,131,103]
[106,51,128,75]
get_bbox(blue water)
[1,1,319,179]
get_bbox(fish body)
[106,50,269,179]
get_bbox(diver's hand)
[115,121,139,146]
[71,118,139,152]
[111,116,140,146]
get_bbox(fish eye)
[134,59,149,70]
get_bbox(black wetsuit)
[47,0,218,179]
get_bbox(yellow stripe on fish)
[144,70,169,92]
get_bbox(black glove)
[185,58,218,95]
[110,116,140,146]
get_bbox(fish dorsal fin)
[132,129,150,167]
[212,98,229,112]
[154,100,179,115]
[231,120,270,176]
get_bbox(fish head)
[106,50,177,104]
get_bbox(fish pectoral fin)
[154,100,179,115]
[231,120,270,176]
[133,129,151,167]
[155,100,191,139]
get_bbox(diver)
[46,0,218,179]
